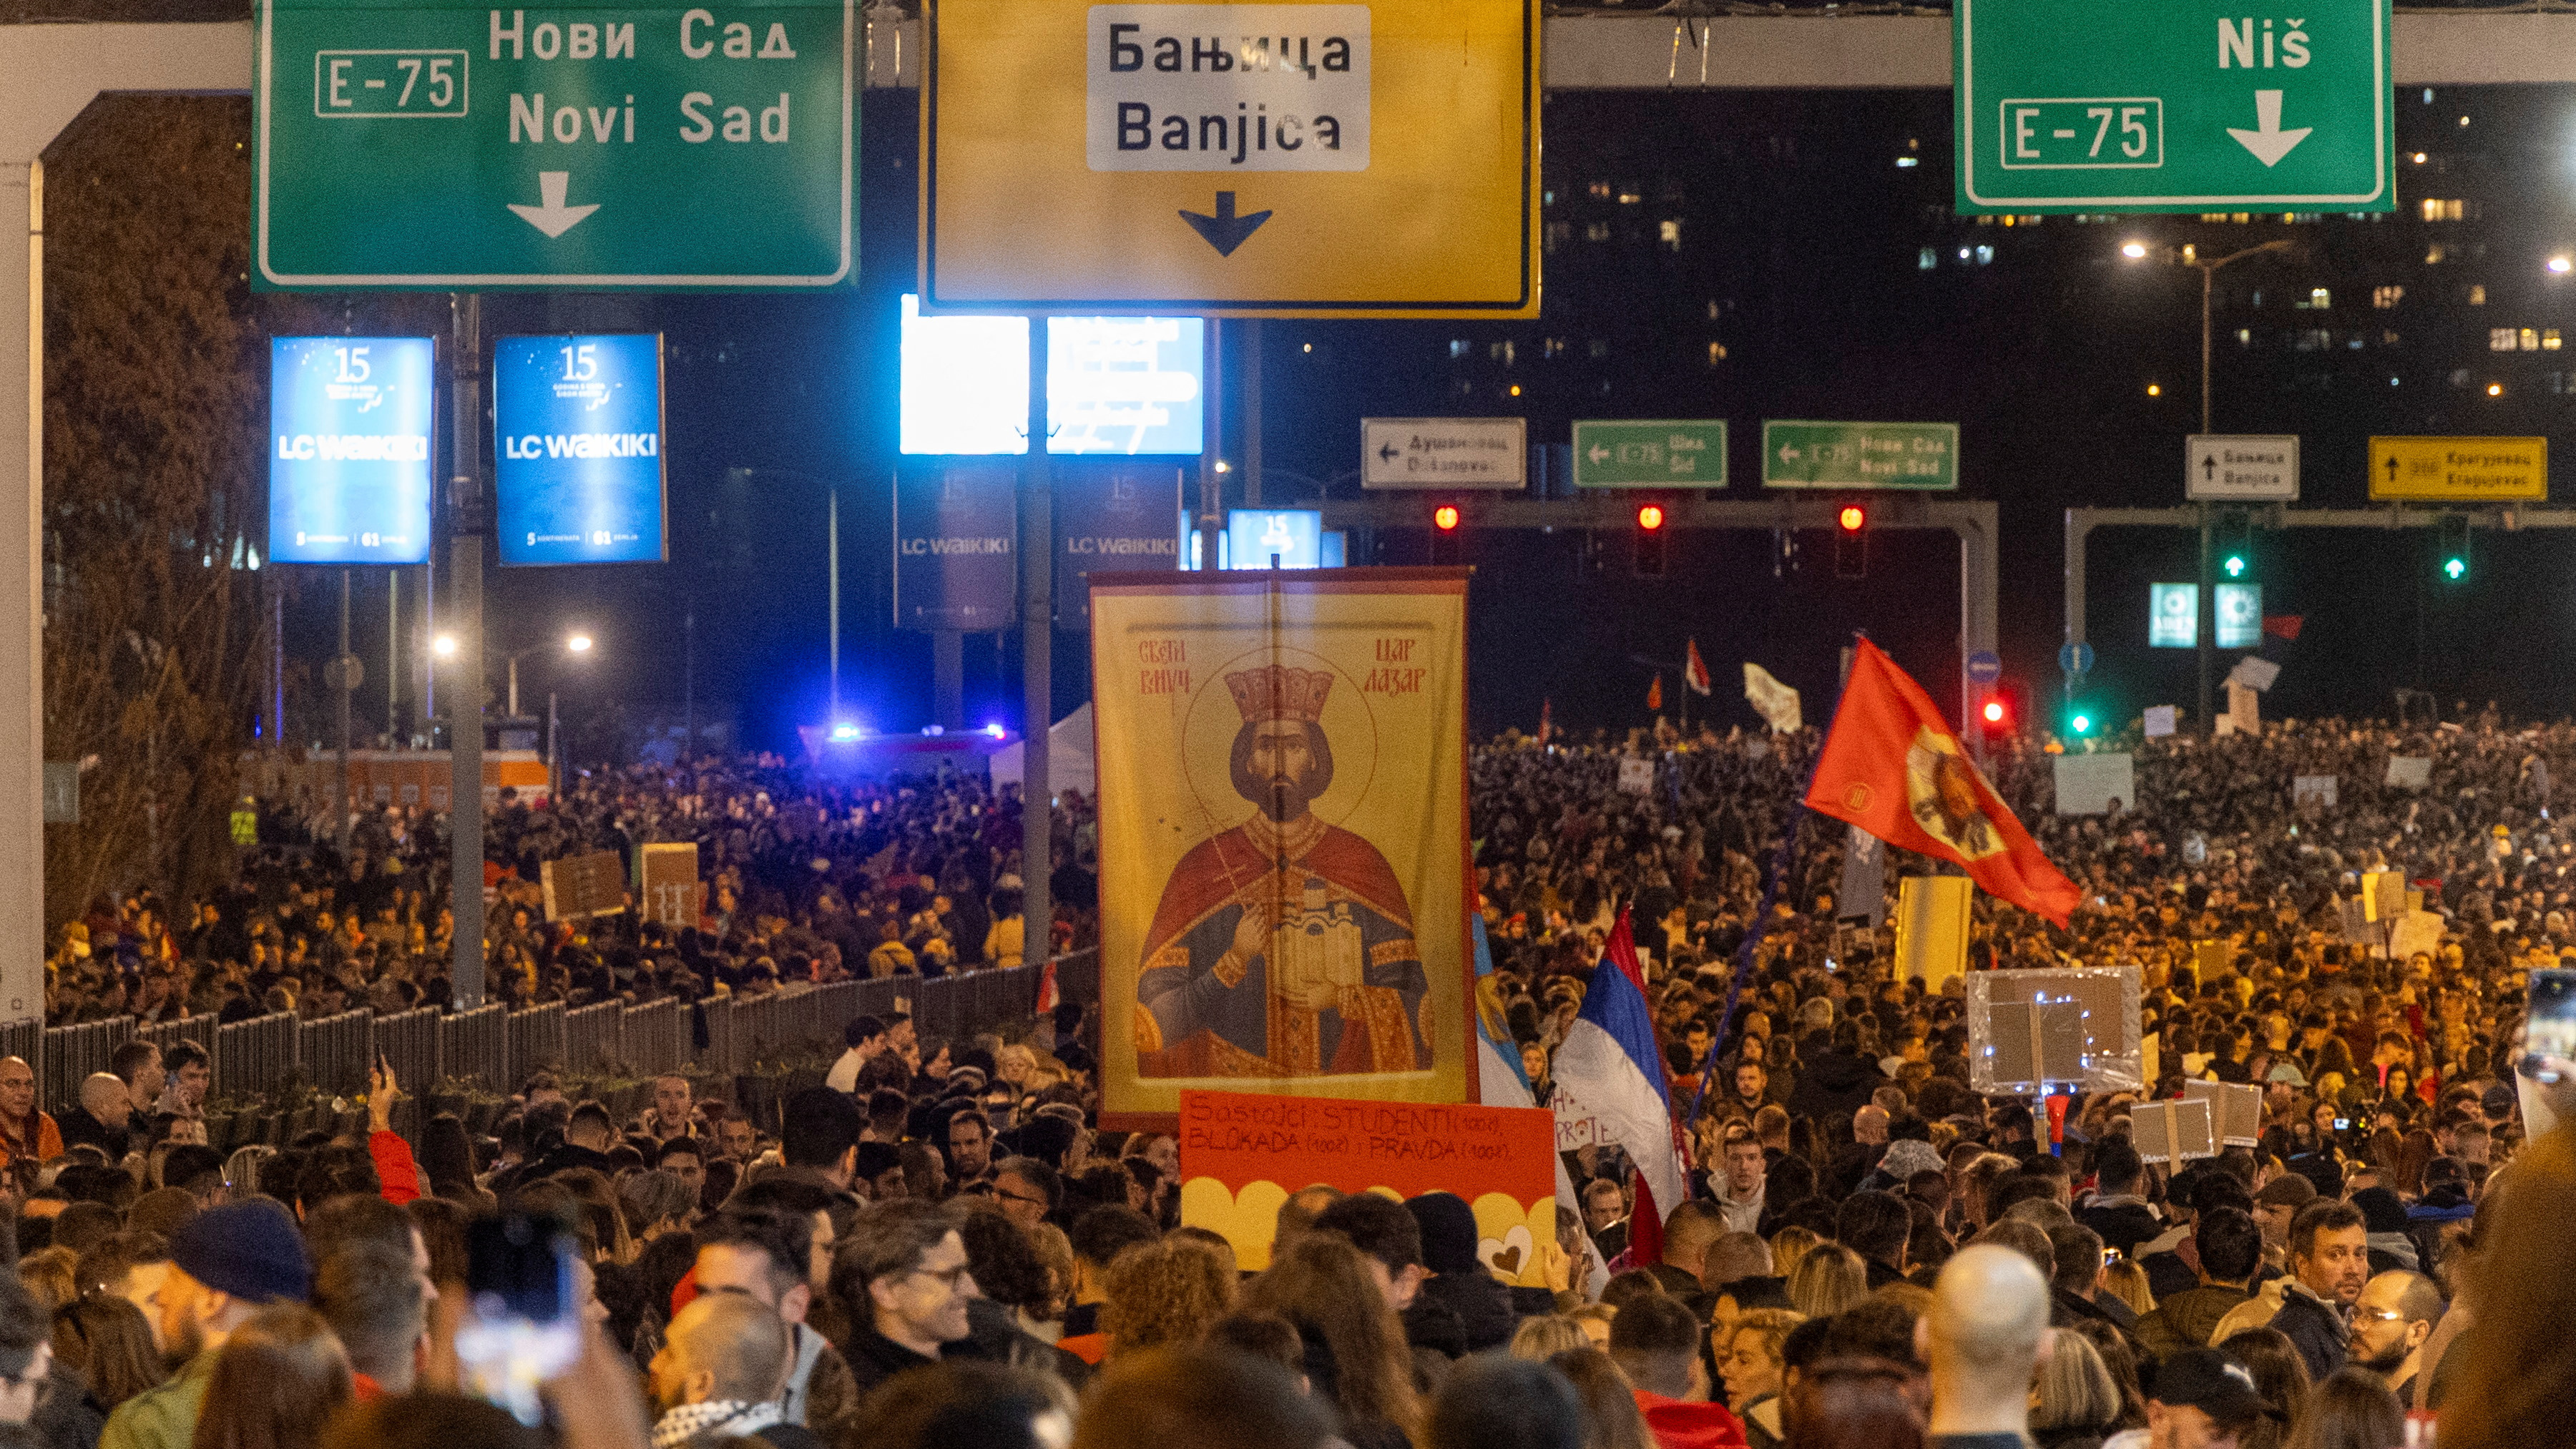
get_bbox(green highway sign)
[254,0,856,290]
[1571,421,1728,488]
[1763,421,1958,490]
[1956,0,2391,214]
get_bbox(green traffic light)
[2223,554,2247,579]
[2444,556,2467,581]
[2070,712,2093,735]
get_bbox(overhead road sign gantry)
[921,0,1540,317]
[1572,421,1727,488]
[254,0,858,290]
[2367,436,2547,501]
[1763,421,1957,491]
[1954,0,2391,214]
[2187,435,2298,502]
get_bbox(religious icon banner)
[1092,569,1471,1124]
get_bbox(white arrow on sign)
[1587,444,1610,463]
[508,171,599,238]
[2228,90,2311,168]
[1778,445,1802,463]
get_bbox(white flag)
[1743,663,1803,733]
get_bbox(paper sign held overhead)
[2143,705,2179,738]
[2132,1098,2219,1165]
[1177,1090,1557,1277]
[2054,752,2136,815]
[2228,656,2281,692]
[2293,775,2339,809]
[2183,1079,2264,1146]
[1967,966,2143,1095]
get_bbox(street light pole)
[2179,239,2289,738]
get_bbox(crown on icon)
[1225,664,1334,724]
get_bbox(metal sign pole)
[1020,318,1052,968]
[449,293,486,1011]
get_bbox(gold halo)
[1179,642,1381,839]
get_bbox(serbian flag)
[1552,910,1688,1269]
[1647,674,1663,712]
[2263,615,2305,642]
[1684,639,1713,697]
[1035,958,1060,1015]
[1806,639,2082,928]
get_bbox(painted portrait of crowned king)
[1134,663,1431,1078]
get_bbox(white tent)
[990,702,1097,799]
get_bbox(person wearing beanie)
[2348,1187,2421,1274]
[101,1200,310,1449]
[1401,1192,1519,1356]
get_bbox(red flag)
[1804,639,2082,927]
[1684,639,1713,697]
[1647,674,1663,712]
[2263,615,2304,641]
[1035,957,1060,1015]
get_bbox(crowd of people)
[0,707,2572,1447]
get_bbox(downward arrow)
[1178,191,1273,257]
[2228,90,2312,167]
[509,170,599,238]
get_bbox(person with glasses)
[2345,1272,2442,1405]
[991,1161,1059,1232]
[831,1202,980,1395]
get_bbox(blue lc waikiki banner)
[268,337,434,564]
[494,334,668,566]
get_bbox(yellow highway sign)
[921,0,1539,317]
[2368,436,2547,501]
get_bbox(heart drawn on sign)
[1478,1224,1535,1281]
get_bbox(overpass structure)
[4,10,2575,1043]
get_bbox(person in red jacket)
[365,1059,421,1205]
[1610,1294,1748,1449]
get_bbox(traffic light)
[1634,502,1667,577]
[2222,550,2248,579]
[2439,515,2470,582]
[1431,504,1463,566]
[2066,705,2095,738]
[2221,514,2253,579]
[1835,504,1868,579]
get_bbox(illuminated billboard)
[268,336,435,564]
[1226,509,1323,569]
[494,334,667,566]
[898,295,1205,456]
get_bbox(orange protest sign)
[1177,1089,1557,1279]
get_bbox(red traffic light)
[1637,504,1665,531]
[1983,699,2007,725]
[1433,505,1461,532]
[1838,504,1867,534]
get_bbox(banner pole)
[1020,316,1052,968]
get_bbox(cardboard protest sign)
[2143,706,2178,740]
[2386,756,2431,790]
[2216,680,2260,737]
[2183,1079,2264,1146]
[1894,875,1972,991]
[2389,910,2445,963]
[1617,757,1655,795]
[540,851,626,921]
[2054,752,2136,815]
[2228,656,2281,692]
[2131,1098,2218,1166]
[1967,966,2143,1094]
[640,843,703,928]
[1178,1089,1557,1280]
[2293,775,2338,809]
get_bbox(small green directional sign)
[1956,0,2391,213]
[1763,421,1958,491]
[1571,421,1728,488]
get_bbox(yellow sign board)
[2368,436,2547,501]
[922,0,1539,318]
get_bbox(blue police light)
[828,722,863,743]
[984,722,1006,738]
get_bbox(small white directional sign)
[1361,418,1527,490]
[2186,434,2299,501]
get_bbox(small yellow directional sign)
[2367,436,2547,502]
[921,0,1539,317]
